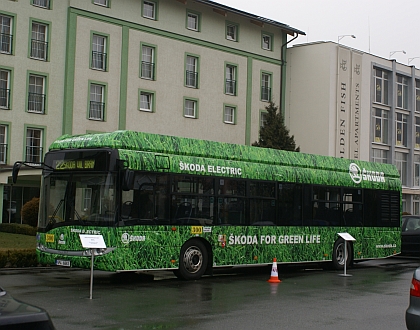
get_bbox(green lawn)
[0,232,36,251]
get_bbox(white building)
[285,41,420,214]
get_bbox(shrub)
[21,197,39,228]
[0,223,37,236]
[0,250,37,268]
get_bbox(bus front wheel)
[332,238,352,270]
[176,239,208,280]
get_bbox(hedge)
[0,249,38,268]
[0,223,37,236]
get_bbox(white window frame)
[92,34,107,71]
[94,0,108,7]
[261,73,271,102]
[0,69,10,109]
[225,65,236,95]
[187,13,198,31]
[89,84,105,120]
[395,151,407,186]
[397,75,408,109]
[139,91,153,112]
[371,148,387,163]
[396,112,408,147]
[0,15,12,54]
[416,80,420,113]
[26,128,43,164]
[226,24,237,41]
[184,99,196,118]
[32,0,50,9]
[28,74,45,114]
[186,55,198,88]
[260,111,267,128]
[141,45,154,79]
[0,124,7,164]
[414,155,420,187]
[143,1,156,20]
[372,108,388,144]
[374,69,389,105]
[224,105,235,124]
[31,22,47,60]
[262,34,271,50]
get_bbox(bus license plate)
[56,259,70,267]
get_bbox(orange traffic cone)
[267,258,281,283]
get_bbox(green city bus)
[14,130,401,280]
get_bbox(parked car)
[407,267,420,329]
[0,287,55,329]
[402,215,420,256]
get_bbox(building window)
[139,90,154,112]
[262,33,272,50]
[32,0,50,9]
[0,124,7,164]
[260,111,268,128]
[261,73,271,102]
[83,188,92,211]
[141,45,155,80]
[414,195,420,215]
[374,69,389,105]
[30,22,48,61]
[416,80,420,112]
[416,117,420,149]
[225,64,236,95]
[187,12,199,31]
[26,128,43,163]
[92,34,107,71]
[186,55,198,88]
[0,69,10,109]
[0,15,12,55]
[395,151,407,186]
[94,0,109,7]
[372,108,388,144]
[226,23,238,41]
[224,105,235,124]
[184,99,197,118]
[372,148,388,163]
[89,84,105,121]
[28,74,46,114]
[143,1,156,20]
[397,75,408,109]
[415,155,420,187]
[396,112,408,147]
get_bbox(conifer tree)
[253,101,300,152]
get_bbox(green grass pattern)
[38,225,400,271]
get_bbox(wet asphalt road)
[0,256,419,330]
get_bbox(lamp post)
[338,34,356,44]
[408,57,420,65]
[389,50,406,59]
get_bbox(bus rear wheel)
[176,239,208,280]
[332,238,352,270]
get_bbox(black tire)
[332,238,352,270]
[177,239,208,280]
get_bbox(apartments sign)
[336,47,362,159]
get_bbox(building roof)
[195,0,306,36]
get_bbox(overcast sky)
[220,0,420,67]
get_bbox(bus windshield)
[39,172,117,230]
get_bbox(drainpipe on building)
[280,33,299,118]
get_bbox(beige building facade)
[0,0,304,222]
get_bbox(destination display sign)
[55,159,96,170]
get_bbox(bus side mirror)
[122,170,134,191]
[12,162,22,184]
